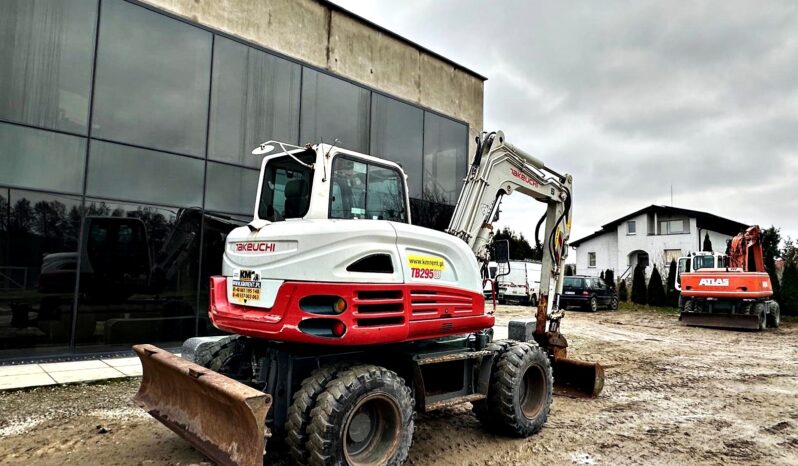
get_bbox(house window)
[627,221,636,235]
[588,252,596,268]
[638,252,650,267]
[659,218,688,235]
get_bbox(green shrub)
[631,264,647,305]
[618,279,629,302]
[647,265,667,307]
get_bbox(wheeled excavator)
[677,225,780,330]
[132,131,604,466]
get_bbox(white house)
[571,205,747,281]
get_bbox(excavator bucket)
[680,312,762,330]
[133,344,272,466]
[552,357,605,398]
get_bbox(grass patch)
[782,315,798,324]
[617,301,679,316]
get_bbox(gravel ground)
[1,305,797,465]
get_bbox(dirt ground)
[1,305,797,466]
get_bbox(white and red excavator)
[133,131,603,466]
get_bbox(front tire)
[609,296,619,310]
[475,341,553,437]
[754,302,767,331]
[307,365,414,466]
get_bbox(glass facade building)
[0,0,469,360]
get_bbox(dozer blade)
[680,312,761,331]
[552,358,605,398]
[133,344,272,466]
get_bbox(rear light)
[331,321,346,337]
[334,298,347,314]
[582,291,590,296]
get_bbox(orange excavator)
[678,225,780,330]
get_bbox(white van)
[497,261,542,306]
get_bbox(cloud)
[331,0,798,244]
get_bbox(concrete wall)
[139,0,485,156]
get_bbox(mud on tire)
[307,365,414,466]
[287,364,349,464]
[475,341,553,437]
[472,339,514,428]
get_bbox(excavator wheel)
[476,341,553,437]
[755,303,767,331]
[767,301,781,328]
[472,339,514,429]
[286,363,350,464]
[191,335,241,371]
[307,364,414,466]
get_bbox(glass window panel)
[330,158,367,219]
[197,211,247,336]
[0,122,86,194]
[75,199,203,349]
[87,140,204,207]
[300,68,370,152]
[423,113,468,205]
[409,198,454,231]
[366,165,406,222]
[0,0,97,133]
[209,36,301,168]
[204,162,259,216]
[92,0,211,156]
[0,189,83,357]
[370,94,423,198]
[258,151,316,221]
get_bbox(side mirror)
[494,239,510,264]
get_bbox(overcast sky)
[332,0,798,246]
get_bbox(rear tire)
[307,365,414,466]
[287,364,348,464]
[475,341,553,437]
[755,303,767,331]
[767,301,781,328]
[586,296,598,313]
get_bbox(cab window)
[258,151,315,221]
[330,157,406,222]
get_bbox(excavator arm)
[448,131,602,397]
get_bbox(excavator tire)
[287,364,350,464]
[755,303,767,331]
[307,365,414,466]
[767,301,781,328]
[478,341,553,437]
[191,335,241,371]
[472,339,514,429]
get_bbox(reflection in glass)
[204,162,259,216]
[92,0,211,156]
[423,113,468,205]
[370,94,423,198]
[300,68,370,152]
[0,122,86,194]
[87,140,204,207]
[73,200,239,349]
[209,36,301,168]
[0,0,97,133]
[0,189,82,357]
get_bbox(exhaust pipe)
[133,344,272,466]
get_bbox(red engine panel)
[208,276,494,345]
[681,270,773,299]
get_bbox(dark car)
[560,275,618,312]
